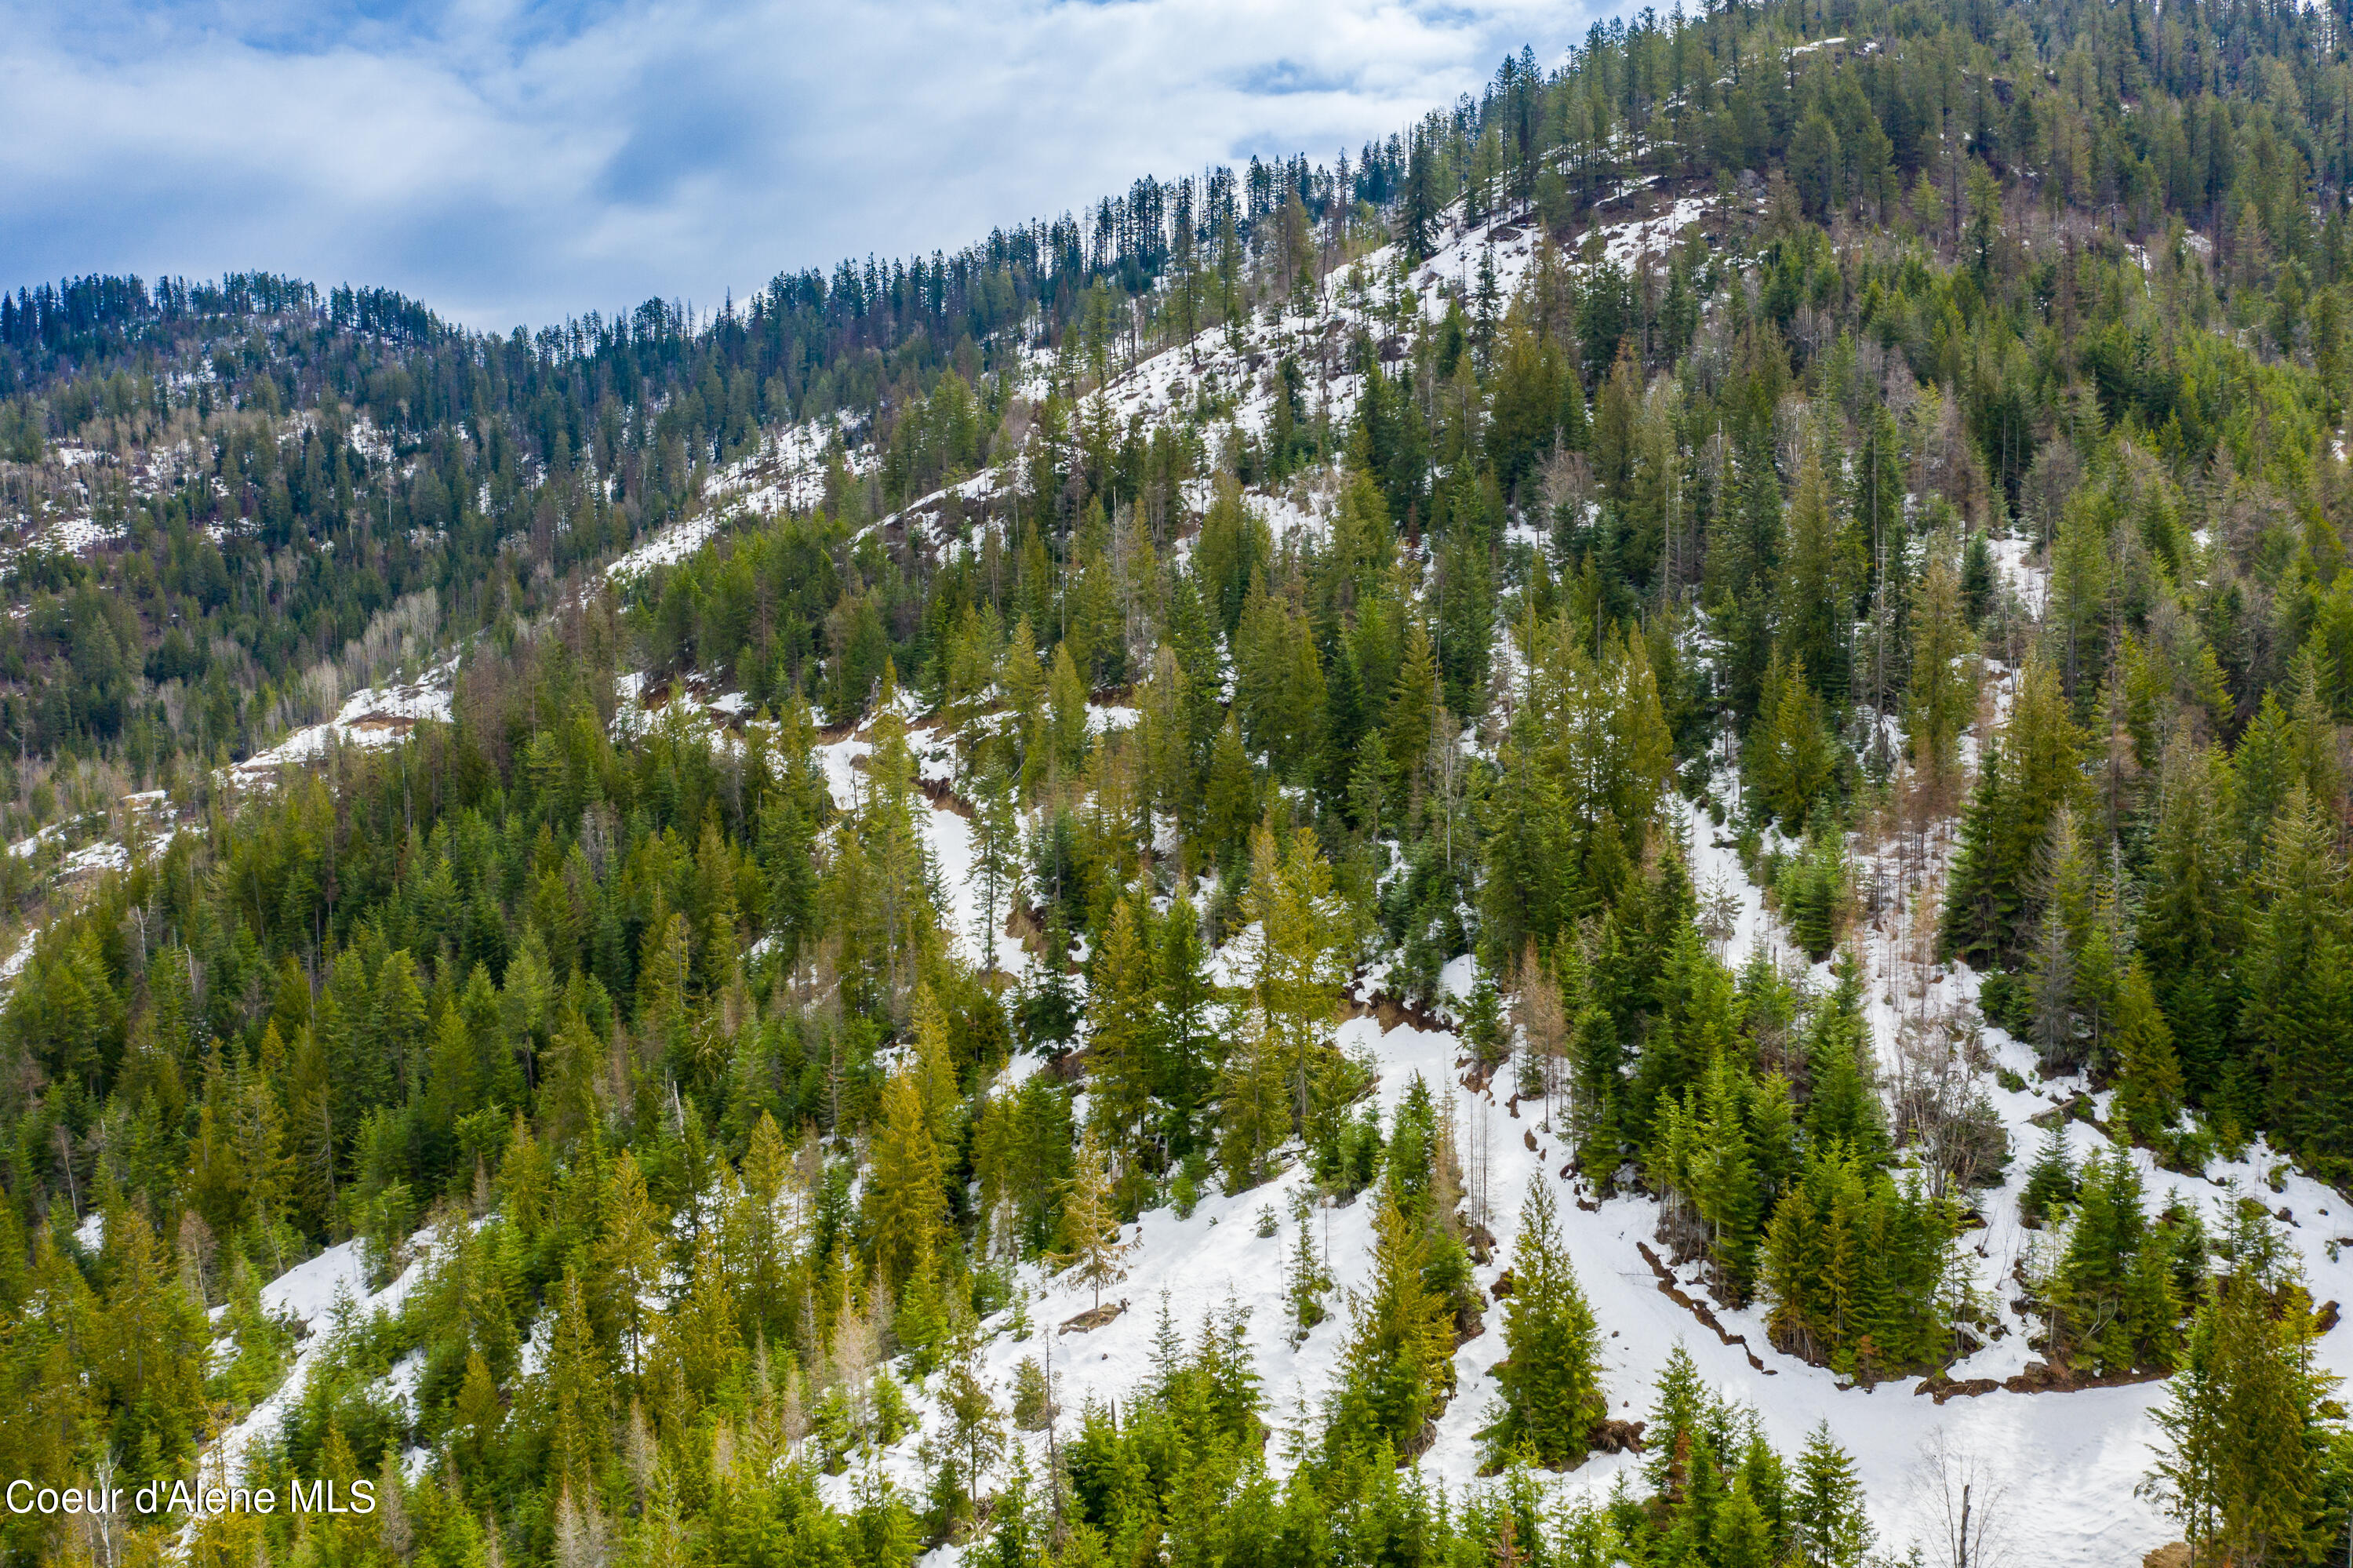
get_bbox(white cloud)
[0,0,1598,328]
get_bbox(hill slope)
[5,0,2353,1566]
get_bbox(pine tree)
[1943,657,2080,968]
[1802,955,1888,1166]
[867,1066,947,1293]
[2017,1119,2076,1228]
[1158,890,1217,1152]
[1482,1180,1606,1470]
[1642,1343,1714,1501]
[2137,738,2240,1103]
[546,1271,611,1505]
[2145,1274,2338,1566]
[1057,1127,1129,1310]
[1749,650,1835,828]
[595,1151,667,1381]
[1774,438,1849,697]
[2048,1144,2162,1374]
[2245,789,2353,1162]
[1711,1476,1778,1568]
[454,1348,503,1472]
[1241,823,1351,1140]
[1790,1421,1872,1568]
[968,760,1021,975]
[2111,961,2185,1141]
[1904,545,1978,775]
[1333,1186,1457,1454]
[1216,1006,1289,1192]
[1088,897,1159,1186]
[938,1340,1005,1517]
[1285,1195,1335,1345]
[1387,618,1439,789]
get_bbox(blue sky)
[0,0,1591,329]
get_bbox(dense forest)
[2,0,2353,1561]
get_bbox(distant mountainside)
[2,1,2353,1566]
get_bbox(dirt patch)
[1002,900,1049,959]
[2002,1359,2169,1395]
[1060,1300,1127,1335]
[1333,980,1452,1038]
[1635,1242,1775,1375]
[1591,1418,1646,1453]
[1916,1359,2169,1401]
[917,774,976,819]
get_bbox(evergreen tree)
[1286,1194,1334,1345]
[1749,651,1835,828]
[1774,438,1850,697]
[968,761,1021,975]
[2111,961,2186,1141]
[595,1151,667,1381]
[2145,1274,2340,1566]
[1057,1127,1129,1310]
[1943,657,2082,968]
[1904,545,1978,775]
[1332,1187,1457,1455]
[867,1066,948,1293]
[1088,897,1161,1190]
[545,1271,611,1505]
[2245,791,2353,1162]
[1790,1421,1872,1568]
[2017,1120,2077,1228]
[1482,1180,1606,1470]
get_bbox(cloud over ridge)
[1,0,1586,328]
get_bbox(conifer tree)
[2111,961,2185,1141]
[1774,438,1849,697]
[546,1271,610,1505]
[1749,650,1835,828]
[2137,739,2240,1102]
[1286,1194,1334,1345]
[1333,1186,1456,1454]
[1088,897,1160,1183]
[2244,789,2353,1162]
[1802,955,1887,1166]
[2145,1274,2338,1566]
[1711,1476,1778,1568]
[1057,1127,1129,1310]
[1904,546,1977,776]
[968,760,1021,975]
[1943,657,2081,968]
[595,1151,667,1381]
[1387,619,1439,788]
[1240,822,1351,1139]
[867,1066,947,1293]
[1790,1421,1872,1568]
[1482,1180,1605,1470]
[1158,889,1217,1151]
[1217,1006,1289,1192]
[940,1330,1006,1513]
[2017,1120,2076,1228]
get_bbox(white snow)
[606,514,722,580]
[198,1235,439,1508]
[232,660,456,780]
[1989,534,2049,618]
[0,929,35,986]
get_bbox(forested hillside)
[3,0,2353,1563]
